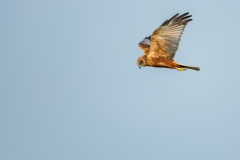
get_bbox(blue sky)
[1,0,240,160]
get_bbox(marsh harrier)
[137,12,200,71]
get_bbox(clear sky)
[1,0,240,160]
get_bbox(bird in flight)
[137,12,200,71]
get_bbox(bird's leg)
[175,67,187,71]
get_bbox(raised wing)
[148,12,192,59]
[138,36,151,55]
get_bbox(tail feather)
[179,64,200,71]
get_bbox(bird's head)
[137,55,147,69]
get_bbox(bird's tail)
[178,64,200,71]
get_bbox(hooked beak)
[138,65,141,69]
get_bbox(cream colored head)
[137,55,147,69]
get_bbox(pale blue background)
[1,0,240,160]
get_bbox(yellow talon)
[175,67,186,71]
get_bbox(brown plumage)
[137,12,200,71]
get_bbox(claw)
[175,67,186,71]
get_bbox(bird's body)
[138,55,177,68]
[137,12,200,71]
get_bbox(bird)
[137,12,200,71]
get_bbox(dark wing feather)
[148,12,192,59]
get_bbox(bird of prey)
[137,12,200,71]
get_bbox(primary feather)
[149,12,192,59]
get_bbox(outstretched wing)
[138,36,151,55]
[148,12,192,59]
